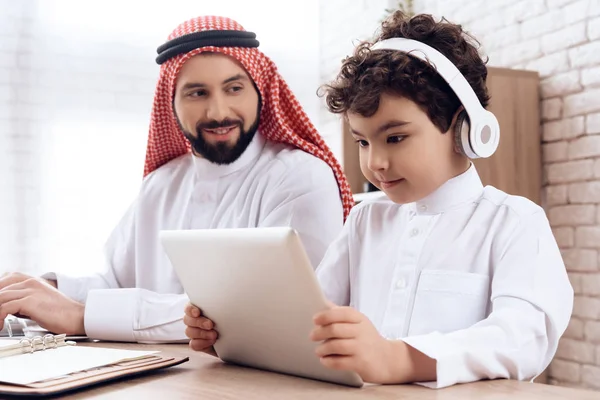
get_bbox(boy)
[309,11,573,388]
[183,12,573,388]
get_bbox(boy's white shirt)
[316,163,574,389]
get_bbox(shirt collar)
[413,163,484,215]
[191,132,266,180]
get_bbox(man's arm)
[83,289,189,342]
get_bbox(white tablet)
[159,227,364,388]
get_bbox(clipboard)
[0,334,188,397]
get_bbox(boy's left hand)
[310,306,394,383]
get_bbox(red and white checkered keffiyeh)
[143,16,354,219]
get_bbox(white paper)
[0,345,159,385]
[0,339,21,348]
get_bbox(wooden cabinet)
[341,67,542,205]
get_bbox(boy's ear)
[448,106,468,155]
[447,106,466,134]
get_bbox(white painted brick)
[573,296,600,319]
[468,14,510,38]
[547,0,582,7]
[546,184,569,206]
[569,42,600,68]
[544,116,585,141]
[591,0,600,17]
[564,0,593,24]
[448,4,488,25]
[564,88,600,117]
[549,359,581,383]
[481,25,521,51]
[0,86,15,102]
[556,337,597,363]
[581,66,600,88]
[585,113,600,136]
[0,17,19,35]
[0,37,20,52]
[543,142,569,162]
[525,51,569,79]
[549,205,596,226]
[541,23,587,54]
[520,10,565,39]
[486,49,504,68]
[594,159,600,178]
[589,16,600,40]
[569,272,583,295]
[582,365,600,389]
[542,98,563,122]
[565,316,585,338]
[541,71,582,99]
[569,135,600,159]
[576,226,600,248]
[0,55,16,68]
[547,160,593,183]
[554,226,575,247]
[586,320,600,344]
[503,0,547,24]
[561,249,598,271]
[500,38,542,65]
[569,181,600,203]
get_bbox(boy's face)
[348,93,469,204]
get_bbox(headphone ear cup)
[453,110,469,156]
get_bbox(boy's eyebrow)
[350,119,410,137]
[376,120,410,134]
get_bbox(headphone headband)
[370,38,499,158]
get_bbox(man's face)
[173,53,261,164]
[348,93,468,204]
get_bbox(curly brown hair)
[320,11,491,133]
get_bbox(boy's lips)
[380,178,405,189]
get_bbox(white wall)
[0,0,321,276]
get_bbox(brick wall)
[320,0,600,391]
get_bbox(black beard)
[179,116,259,165]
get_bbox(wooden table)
[57,342,598,399]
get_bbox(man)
[0,16,353,342]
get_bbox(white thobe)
[46,133,344,342]
[316,164,573,388]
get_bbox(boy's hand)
[183,303,218,357]
[310,306,396,383]
[310,306,437,384]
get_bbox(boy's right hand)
[183,303,218,357]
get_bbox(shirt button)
[419,204,427,212]
[410,228,419,237]
[396,278,407,289]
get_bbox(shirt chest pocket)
[407,270,490,336]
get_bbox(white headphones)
[370,38,500,159]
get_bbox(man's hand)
[0,273,85,335]
[183,303,218,357]
[0,272,57,290]
[311,306,437,384]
